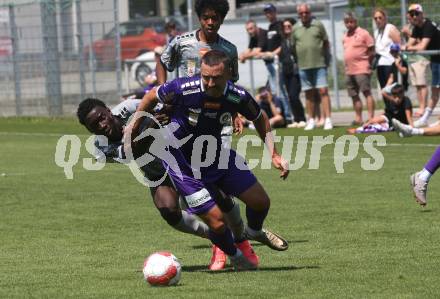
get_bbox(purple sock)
[425,146,440,174]
[208,228,237,256]
[246,206,269,231]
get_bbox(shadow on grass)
[191,240,309,250]
[420,209,432,213]
[182,264,319,273]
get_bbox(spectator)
[349,84,412,134]
[292,3,332,130]
[342,11,376,125]
[373,8,401,89]
[382,43,409,102]
[402,19,430,117]
[239,20,268,63]
[164,21,178,44]
[281,18,306,128]
[404,3,440,128]
[261,3,293,124]
[254,86,286,128]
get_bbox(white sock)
[223,200,245,241]
[411,128,424,135]
[418,168,432,182]
[325,117,332,123]
[173,210,210,239]
[420,107,433,122]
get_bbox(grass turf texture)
[1,117,440,298]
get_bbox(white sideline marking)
[0,131,438,147]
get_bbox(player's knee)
[209,220,226,234]
[158,207,182,227]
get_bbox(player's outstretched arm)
[130,88,160,137]
[253,112,289,180]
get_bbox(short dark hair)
[201,50,231,70]
[391,84,404,95]
[77,98,106,125]
[165,21,176,31]
[195,0,229,21]
[284,17,297,26]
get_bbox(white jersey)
[374,23,395,66]
[160,29,239,82]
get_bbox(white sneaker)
[304,119,315,131]
[414,118,428,128]
[230,249,258,271]
[296,121,306,128]
[323,118,333,130]
[392,119,413,137]
[287,122,298,128]
[410,172,428,206]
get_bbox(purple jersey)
[156,75,261,171]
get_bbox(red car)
[84,20,166,69]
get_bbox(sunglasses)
[283,24,292,27]
[409,11,421,17]
[374,16,383,20]
[299,11,310,15]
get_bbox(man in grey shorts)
[342,12,376,125]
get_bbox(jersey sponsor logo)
[226,93,241,104]
[182,88,201,95]
[219,112,232,125]
[187,60,196,76]
[188,108,201,126]
[204,111,218,119]
[203,102,221,110]
[185,188,212,208]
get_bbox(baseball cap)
[390,43,401,52]
[263,3,276,12]
[408,4,423,13]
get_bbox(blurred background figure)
[281,18,306,128]
[292,3,332,130]
[401,17,429,117]
[404,3,440,128]
[373,8,401,90]
[253,86,286,128]
[239,20,268,63]
[342,11,375,125]
[261,3,293,125]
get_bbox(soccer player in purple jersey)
[155,0,260,270]
[129,50,289,270]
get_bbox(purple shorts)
[165,149,257,215]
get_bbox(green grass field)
[1,117,440,298]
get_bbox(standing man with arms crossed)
[155,0,286,270]
[292,3,333,130]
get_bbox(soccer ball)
[142,251,181,286]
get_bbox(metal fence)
[0,0,122,116]
[1,0,440,117]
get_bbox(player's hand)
[154,113,170,125]
[272,154,289,180]
[233,114,244,135]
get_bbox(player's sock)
[245,206,269,231]
[177,210,210,238]
[424,146,440,177]
[411,128,424,135]
[418,168,433,182]
[223,200,245,243]
[162,209,209,239]
[208,228,237,256]
[419,107,433,123]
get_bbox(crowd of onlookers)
[239,3,440,132]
